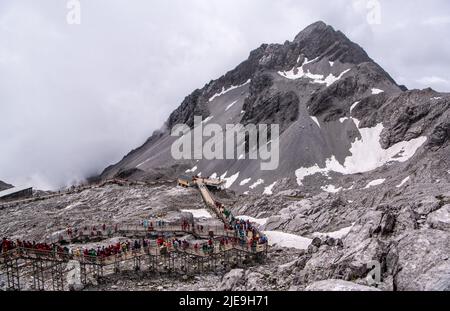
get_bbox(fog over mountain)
[1,0,450,190]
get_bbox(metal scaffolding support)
[0,175,269,291]
[114,256,120,273]
[31,259,45,291]
[94,264,103,278]
[148,254,157,271]
[51,261,65,291]
[133,256,141,271]
[4,258,20,291]
[80,263,87,285]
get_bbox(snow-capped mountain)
[100,21,449,195]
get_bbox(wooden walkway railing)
[0,177,268,291]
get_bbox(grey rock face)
[293,22,372,65]
[304,279,380,291]
[242,73,300,134]
[167,89,210,129]
[395,229,450,291]
[0,180,13,192]
[427,204,450,231]
[219,269,245,291]
[375,89,450,149]
[75,21,450,292]
[98,20,405,184]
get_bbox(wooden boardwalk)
[0,177,268,291]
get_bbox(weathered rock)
[380,213,396,236]
[304,279,380,291]
[395,229,450,291]
[219,269,245,291]
[307,245,318,254]
[409,261,450,291]
[245,272,265,291]
[311,237,322,248]
[326,237,336,246]
[427,205,450,231]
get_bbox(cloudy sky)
[1,0,449,190]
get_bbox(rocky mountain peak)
[293,21,371,65]
[100,22,448,203]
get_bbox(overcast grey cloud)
[0,0,449,190]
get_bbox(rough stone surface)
[427,204,450,231]
[304,279,380,291]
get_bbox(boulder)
[380,213,396,235]
[395,229,450,291]
[427,205,450,231]
[311,237,322,248]
[307,245,318,254]
[325,237,336,246]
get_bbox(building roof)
[0,186,33,198]
[178,175,193,181]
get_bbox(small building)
[0,186,33,201]
[178,175,195,188]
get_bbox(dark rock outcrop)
[0,180,13,192]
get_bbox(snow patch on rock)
[313,224,354,239]
[311,116,321,128]
[224,172,240,189]
[371,88,384,95]
[249,179,264,189]
[239,178,252,186]
[350,101,360,113]
[278,58,351,87]
[263,231,312,250]
[185,166,198,173]
[364,179,386,189]
[396,176,410,188]
[225,100,238,112]
[181,209,212,219]
[295,119,427,186]
[263,182,277,195]
[321,185,342,193]
[209,80,251,102]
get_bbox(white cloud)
[417,76,450,84]
[416,76,450,91]
[422,16,450,25]
[0,0,449,189]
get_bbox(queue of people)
[1,238,70,257]
[212,202,268,252]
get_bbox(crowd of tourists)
[1,238,70,257]
[212,201,268,251]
